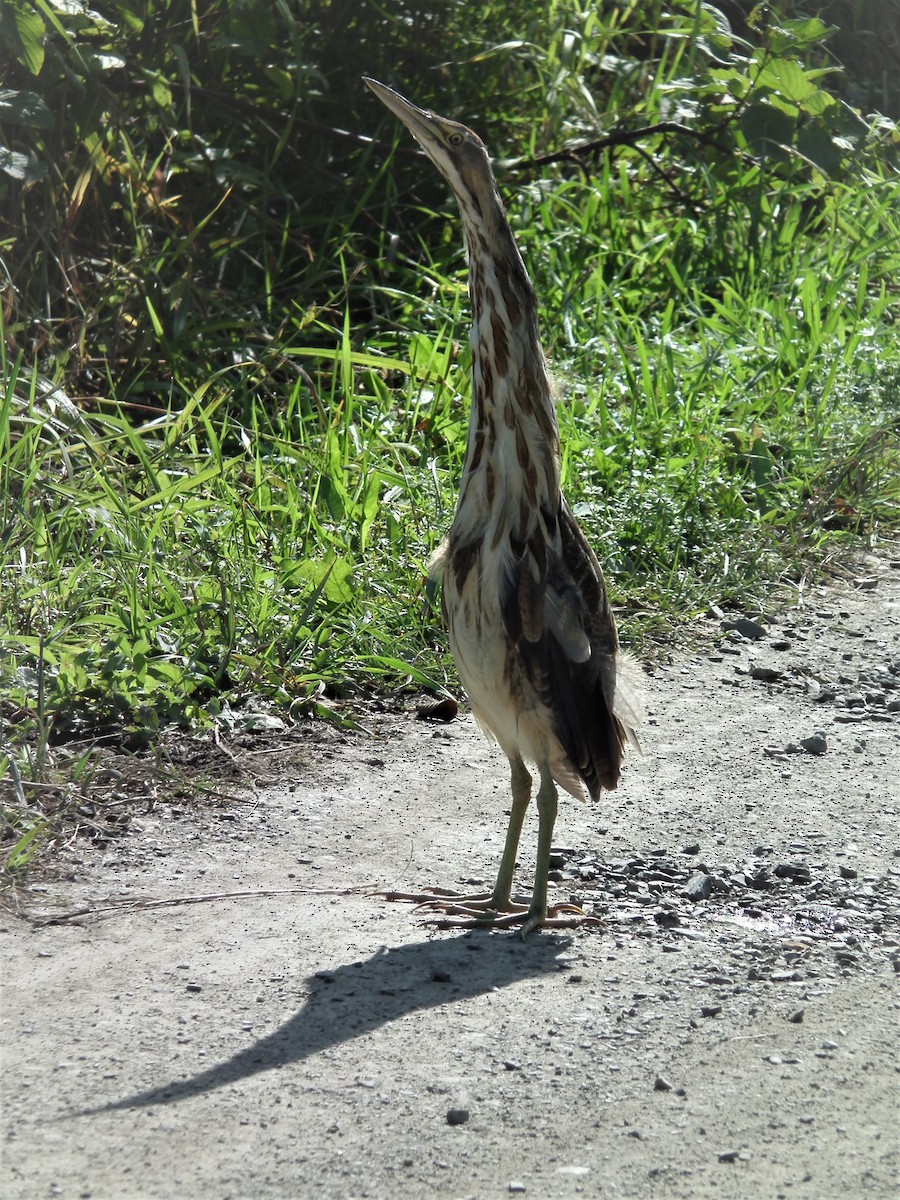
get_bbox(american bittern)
[366,79,640,934]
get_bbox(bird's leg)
[488,753,532,909]
[381,754,533,924]
[382,757,599,931]
[521,764,558,936]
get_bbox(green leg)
[522,764,558,936]
[490,754,532,910]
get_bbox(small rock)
[788,1009,805,1024]
[839,864,858,880]
[446,1108,470,1126]
[749,664,783,682]
[718,1149,740,1163]
[701,1005,722,1018]
[775,862,811,884]
[503,1060,522,1071]
[240,712,286,733]
[683,872,712,902]
[766,1054,783,1065]
[799,733,827,755]
[654,1075,673,1092]
[508,1182,527,1194]
[745,867,773,890]
[722,617,767,640]
[682,843,701,855]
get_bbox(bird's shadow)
[70,928,573,1117]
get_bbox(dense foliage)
[1,1,899,867]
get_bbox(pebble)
[701,1005,723,1018]
[683,872,713,902]
[446,1108,470,1126]
[799,733,828,755]
[788,1009,805,1024]
[718,1149,740,1163]
[654,1075,673,1091]
[722,617,767,640]
[749,664,783,682]
[775,862,811,884]
[508,1183,527,1194]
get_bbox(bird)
[365,78,640,934]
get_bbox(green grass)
[2,0,900,878]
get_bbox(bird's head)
[364,77,499,231]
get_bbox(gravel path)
[3,556,899,1199]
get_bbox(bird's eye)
[448,132,464,147]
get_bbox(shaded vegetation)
[1,1,899,872]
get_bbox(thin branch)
[30,884,381,926]
[509,120,759,175]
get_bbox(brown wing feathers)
[502,503,626,800]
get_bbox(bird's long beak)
[363,77,440,152]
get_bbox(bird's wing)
[501,500,630,799]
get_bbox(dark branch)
[508,120,758,174]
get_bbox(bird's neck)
[459,218,561,523]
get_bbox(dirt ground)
[2,555,899,1200]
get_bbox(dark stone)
[683,872,713,902]
[799,733,828,755]
[774,862,812,884]
[722,617,767,640]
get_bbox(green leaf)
[0,89,54,129]
[14,5,45,75]
[0,144,46,181]
[777,18,836,51]
[757,58,817,104]
[739,104,794,159]
[287,557,354,605]
[796,124,843,176]
[799,88,835,117]
[359,470,382,553]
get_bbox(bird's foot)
[379,887,527,925]
[380,889,602,934]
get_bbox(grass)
[2,1,900,879]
